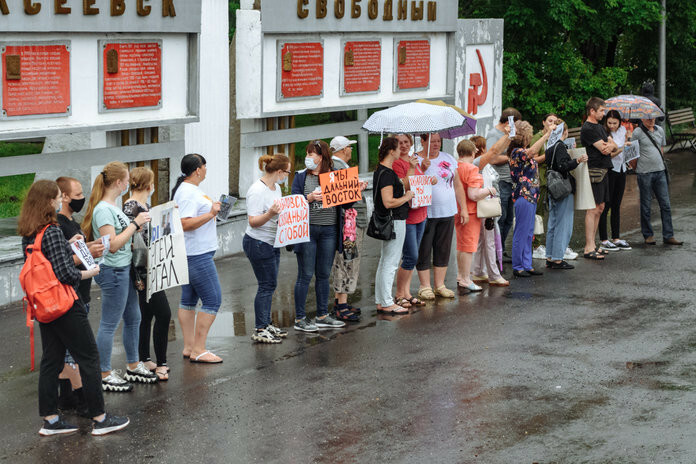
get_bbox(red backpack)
[19,225,78,370]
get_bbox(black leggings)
[38,303,104,418]
[137,288,171,366]
[599,170,627,241]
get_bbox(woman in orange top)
[455,140,497,295]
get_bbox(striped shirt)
[304,173,337,226]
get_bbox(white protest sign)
[147,201,189,302]
[70,240,97,270]
[547,122,564,148]
[563,137,576,150]
[274,194,310,248]
[508,116,516,137]
[97,235,110,263]
[408,175,433,208]
[623,141,640,164]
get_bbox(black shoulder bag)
[546,143,573,201]
[640,125,670,185]
[366,169,395,241]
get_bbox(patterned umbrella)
[362,102,465,134]
[605,95,664,120]
[416,99,477,138]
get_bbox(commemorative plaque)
[1,43,71,118]
[102,41,162,111]
[342,40,381,95]
[278,41,323,100]
[395,39,430,91]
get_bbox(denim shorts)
[180,251,222,315]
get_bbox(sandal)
[395,298,413,308]
[595,247,609,256]
[407,296,426,306]
[417,287,436,300]
[434,286,455,298]
[189,351,223,364]
[154,366,169,381]
[488,278,510,287]
[376,305,409,314]
[583,251,605,260]
[334,307,360,322]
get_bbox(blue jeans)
[401,220,426,270]
[94,265,141,372]
[637,170,674,240]
[294,224,337,320]
[499,180,515,248]
[512,197,536,271]
[243,234,280,329]
[545,194,575,261]
[180,251,222,315]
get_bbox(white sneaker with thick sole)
[564,248,578,260]
[532,245,546,259]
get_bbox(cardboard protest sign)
[623,141,640,164]
[70,240,97,270]
[547,122,564,148]
[319,167,362,208]
[147,201,189,302]
[275,194,310,248]
[569,148,595,211]
[408,175,432,208]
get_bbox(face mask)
[305,157,319,171]
[69,197,85,213]
[55,202,62,214]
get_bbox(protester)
[580,97,617,260]
[373,137,415,313]
[509,121,550,277]
[544,120,588,269]
[171,154,224,363]
[393,134,434,307]
[454,140,495,293]
[329,136,367,321]
[123,167,171,380]
[630,118,682,245]
[415,133,467,300]
[597,110,632,252]
[19,180,129,436]
[243,154,291,343]
[486,108,522,257]
[82,162,156,390]
[470,137,509,287]
[292,140,352,331]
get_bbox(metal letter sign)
[467,49,487,116]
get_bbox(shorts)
[591,174,610,205]
[180,251,222,315]
[416,216,455,270]
[455,214,481,253]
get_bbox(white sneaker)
[600,240,620,252]
[532,245,546,259]
[564,248,578,260]
[613,239,632,250]
[124,362,158,384]
[102,370,133,392]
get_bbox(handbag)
[476,196,501,218]
[366,169,395,241]
[588,167,608,184]
[131,231,148,269]
[546,143,573,201]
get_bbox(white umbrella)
[362,102,465,134]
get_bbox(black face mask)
[69,197,86,214]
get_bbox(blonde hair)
[258,154,290,173]
[81,161,128,241]
[456,140,477,158]
[129,166,154,192]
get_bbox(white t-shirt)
[173,182,217,256]
[245,179,281,246]
[418,151,458,218]
[610,125,627,173]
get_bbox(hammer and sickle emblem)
[467,49,488,115]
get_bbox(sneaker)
[102,370,133,392]
[251,328,281,344]
[315,315,346,329]
[266,324,288,338]
[91,413,130,436]
[532,245,546,259]
[563,248,578,260]
[294,318,319,333]
[613,239,632,250]
[124,362,158,384]
[600,240,620,252]
[39,417,78,436]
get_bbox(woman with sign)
[123,167,171,380]
[20,180,129,436]
[291,140,353,332]
[373,137,415,313]
[82,162,156,391]
[243,154,291,344]
[171,154,223,363]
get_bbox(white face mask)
[305,157,319,171]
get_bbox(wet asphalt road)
[1,150,696,464]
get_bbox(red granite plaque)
[103,42,162,110]
[343,41,381,94]
[396,40,430,90]
[280,42,323,99]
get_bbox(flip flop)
[376,305,409,315]
[583,251,605,260]
[154,367,169,381]
[189,351,223,364]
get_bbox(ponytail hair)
[81,161,128,241]
[258,154,290,174]
[171,153,207,200]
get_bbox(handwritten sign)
[408,175,432,208]
[623,141,640,164]
[547,122,564,148]
[319,167,362,208]
[70,240,97,271]
[275,195,310,248]
[147,201,189,302]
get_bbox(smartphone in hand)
[217,194,237,220]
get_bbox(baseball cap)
[329,136,357,153]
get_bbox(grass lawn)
[0,142,43,218]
